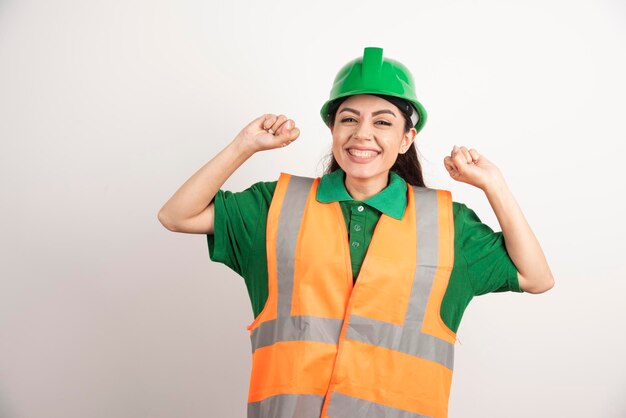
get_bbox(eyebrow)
[338,107,397,118]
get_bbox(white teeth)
[348,149,378,158]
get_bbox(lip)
[344,147,381,163]
[345,146,381,153]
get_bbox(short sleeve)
[207,180,277,276]
[455,202,523,295]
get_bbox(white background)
[1,0,625,417]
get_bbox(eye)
[376,120,392,126]
[340,117,356,123]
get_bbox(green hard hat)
[320,47,428,134]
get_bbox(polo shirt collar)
[316,168,407,220]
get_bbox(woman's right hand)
[235,114,301,154]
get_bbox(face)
[330,94,416,186]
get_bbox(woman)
[158,47,554,418]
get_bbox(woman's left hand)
[443,146,504,192]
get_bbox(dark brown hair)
[322,94,426,187]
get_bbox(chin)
[339,163,387,181]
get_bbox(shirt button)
[353,224,362,232]
[351,241,360,248]
[357,205,364,212]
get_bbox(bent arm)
[483,180,555,294]
[444,146,554,294]
[157,139,254,234]
[157,114,300,234]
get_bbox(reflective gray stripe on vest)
[248,393,324,418]
[275,175,313,318]
[406,188,440,323]
[344,187,454,369]
[345,314,454,369]
[327,392,432,418]
[251,315,342,352]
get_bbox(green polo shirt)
[207,169,522,334]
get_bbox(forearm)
[483,178,555,293]
[158,137,253,226]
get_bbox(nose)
[352,122,374,141]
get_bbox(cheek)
[392,134,407,151]
[381,136,401,151]
[331,134,344,151]
[332,145,344,162]
[330,139,341,160]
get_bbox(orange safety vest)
[245,173,456,418]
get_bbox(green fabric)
[207,169,522,334]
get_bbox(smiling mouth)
[347,148,381,158]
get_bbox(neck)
[344,172,389,201]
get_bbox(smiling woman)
[157,46,554,418]
[325,94,418,200]
[328,94,416,200]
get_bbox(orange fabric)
[292,179,352,318]
[247,173,455,418]
[348,197,416,324]
[248,340,336,402]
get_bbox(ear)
[399,128,417,154]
